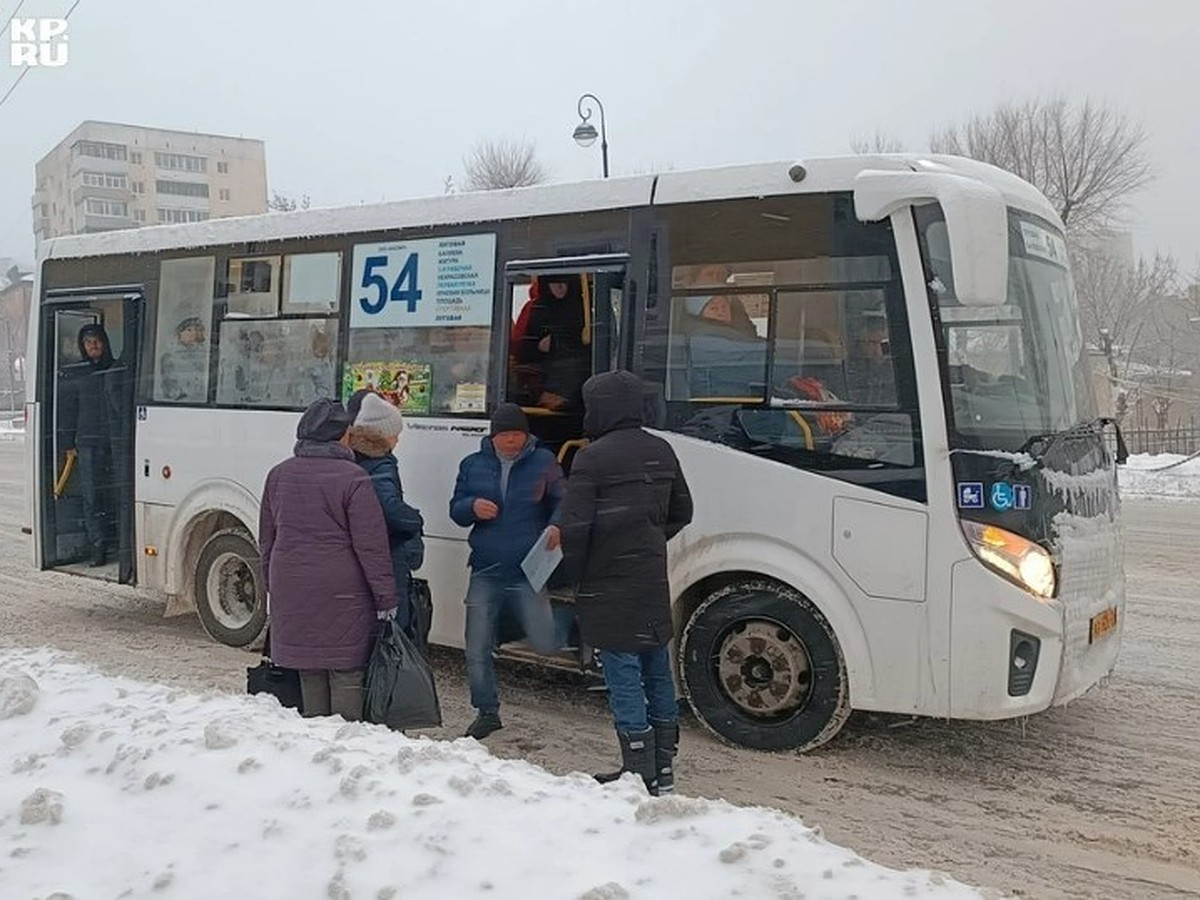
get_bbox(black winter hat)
[490,402,529,436]
[296,397,352,442]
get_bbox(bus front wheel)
[195,529,267,648]
[680,580,850,752]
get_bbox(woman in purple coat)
[259,398,398,720]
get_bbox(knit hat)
[355,392,404,438]
[490,402,529,436]
[295,397,352,442]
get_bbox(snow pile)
[1119,453,1200,499]
[0,651,980,899]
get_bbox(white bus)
[26,155,1126,751]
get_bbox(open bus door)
[500,255,628,674]
[503,254,628,472]
[38,290,142,585]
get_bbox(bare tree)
[1073,242,1179,419]
[849,130,906,154]
[268,191,310,212]
[930,97,1152,236]
[462,138,548,191]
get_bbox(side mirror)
[854,169,1009,307]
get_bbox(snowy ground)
[1118,452,1200,499]
[1,443,1197,899]
[0,650,978,900]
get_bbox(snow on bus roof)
[39,155,1059,263]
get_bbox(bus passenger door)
[40,292,142,584]
[504,256,628,471]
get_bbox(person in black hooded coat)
[556,370,694,794]
[59,323,132,567]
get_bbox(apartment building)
[32,121,267,244]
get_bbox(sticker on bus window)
[452,383,487,414]
[349,234,496,329]
[343,360,431,415]
[957,482,984,509]
[990,482,1015,511]
[1019,221,1069,268]
[1013,484,1032,510]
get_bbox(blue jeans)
[464,573,566,714]
[599,644,677,734]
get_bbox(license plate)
[1089,607,1118,644]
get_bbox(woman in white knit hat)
[347,390,425,637]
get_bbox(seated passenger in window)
[674,293,765,400]
[512,275,590,412]
[159,316,208,402]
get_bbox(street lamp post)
[573,93,609,178]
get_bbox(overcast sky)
[2,0,1197,268]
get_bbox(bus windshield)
[917,205,1098,451]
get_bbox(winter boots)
[650,719,679,795]
[594,727,659,794]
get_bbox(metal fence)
[1121,423,1200,457]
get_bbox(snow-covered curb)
[0,649,979,899]
[1119,453,1200,499]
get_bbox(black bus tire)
[680,579,850,752]
[195,529,267,648]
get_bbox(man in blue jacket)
[450,402,566,739]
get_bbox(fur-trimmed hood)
[347,426,394,459]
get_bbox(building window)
[155,152,207,174]
[132,181,145,195]
[157,208,210,225]
[217,161,229,174]
[74,141,127,161]
[85,198,128,217]
[134,209,146,222]
[81,171,128,189]
[130,151,143,164]
[156,180,209,198]
[219,188,231,201]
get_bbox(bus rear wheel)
[679,579,850,752]
[195,529,266,648]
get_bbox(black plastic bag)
[246,628,303,712]
[410,577,433,651]
[363,618,441,730]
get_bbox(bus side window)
[153,257,216,405]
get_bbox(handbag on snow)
[245,627,303,712]
[363,618,441,730]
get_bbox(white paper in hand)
[521,528,563,592]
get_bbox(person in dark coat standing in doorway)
[59,323,132,568]
[259,397,398,720]
[556,370,694,794]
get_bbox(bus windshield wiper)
[1018,417,1128,465]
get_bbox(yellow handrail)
[54,449,77,498]
[580,272,592,346]
[556,437,589,464]
[787,411,815,451]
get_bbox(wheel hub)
[716,619,812,718]
[206,552,256,630]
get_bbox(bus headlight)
[960,520,1056,600]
